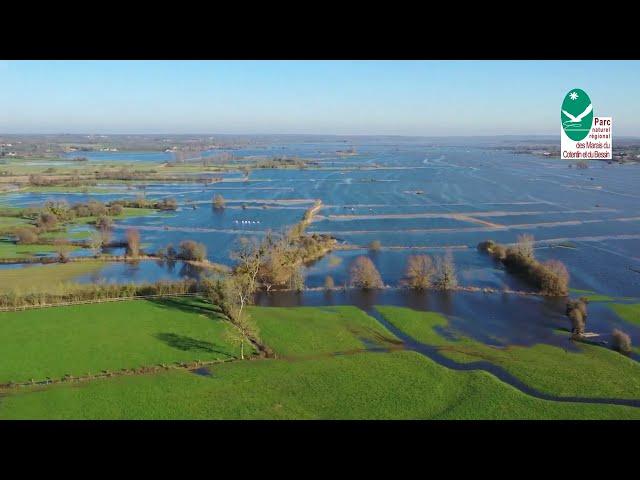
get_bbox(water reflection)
[254,288,640,351]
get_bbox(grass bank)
[376,305,640,400]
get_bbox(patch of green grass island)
[376,306,640,400]
[610,303,640,327]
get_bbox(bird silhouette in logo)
[562,103,592,129]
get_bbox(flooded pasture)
[3,139,640,350]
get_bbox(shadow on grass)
[347,325,404,347]
[155,332,233,356]
[147,297,225,319]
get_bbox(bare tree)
[89,231,103,256]
[228,236,266,320]
[126,228,140,257]
[568,308,584,337]
[349,256,383,290]
[100,227,112,247]
[288,266,305,292]
[222,303,259,360]
[434,250,458,290]
[515,234,535,261]
[403,254,435,290]
[324,275,335,290]
[54,238,71,263]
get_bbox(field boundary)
[0,357,240,391]
[0,292,201,312]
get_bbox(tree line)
[477,234,569,296]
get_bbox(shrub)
[349,256,383,290]
[179,240,207,262]
[36,212,58,231]
[539,259,569,296]
[54,238,70,263]
[158,198,178,211]
[477,240,496,252]
[108,204,124,216]
[477,240,506,261]
[95,215,113,231]
[213,194,225,210]
[403,254,434,290]
[611,329,632,354]
[14,226,39,244]
[491,244,507,261]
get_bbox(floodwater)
[3,139,640,349]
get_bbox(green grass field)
[0,240,76,259]
[1,350,639,419]
[376,306,640,400]
[0,216,30,232]
[0,301,639,419]
[0,261,104,292]
[0,297,243,384]
[611,303,640,326]
[249,305,400,356]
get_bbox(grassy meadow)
[376,306,640,400]
[0,301,639,419]
[0,297,243,384]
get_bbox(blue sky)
[1,60,638,136]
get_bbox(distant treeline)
[28,174,96,187]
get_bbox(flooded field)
[3,140,639,350]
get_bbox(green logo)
[561,88,593,141]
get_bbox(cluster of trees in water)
[477,234,569,296]
[340,251,458,292]
[110,197,177,211]
[155,240,207,263]
[565,296,632,355]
